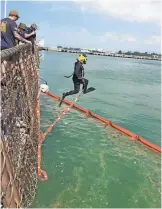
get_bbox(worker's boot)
[59,92,67,107]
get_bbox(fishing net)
[33,95,161,208]
[1,44,40,208]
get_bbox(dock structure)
[44,47,161,61]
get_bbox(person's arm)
[13,30,31,43]
[24,31,35,39]
[82,67,85,77]
[12,23,31,44]
[75,62,83,79]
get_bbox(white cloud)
[81,27,89,33]
[37,22,160,52]
[73,0,161,23]
[99,32,137,43]
[144,35,161,44]
[120,35,137,42]
[49,4,72,12]
[101,32,119,41]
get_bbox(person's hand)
[31,31,36,35]
[26,40,32,44]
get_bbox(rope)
[38,91,83,181]
[42,91,83,140]
[40,78,48,85]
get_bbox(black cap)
[82,53,87,57]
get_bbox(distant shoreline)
[60,51,161,61]
[40,47,161,62]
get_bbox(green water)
[32,52,161,208]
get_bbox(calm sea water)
[32,52,161,208]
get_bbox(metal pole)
[4,0,7,17]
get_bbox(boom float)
[43,91,161,153]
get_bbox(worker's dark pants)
[65,78,88,96]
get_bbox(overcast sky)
[1,0,161,53]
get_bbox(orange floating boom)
[36,96,48,181]
[43,91,161,153]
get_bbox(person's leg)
[59,82,81,107]
[64,82,80,97]
[82,78,88,93]
[61,82,80,100]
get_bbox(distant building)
[152,55,159,59]
[48,46,58,51]
[81,48,90,53]
[97,48,104,52]
[57,48,62,52]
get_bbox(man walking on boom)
[59,54,89,107]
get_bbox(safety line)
[37,91,83,181]
[41,91,83,141]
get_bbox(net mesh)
[1,44,40,208]
[33,95,161,208]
